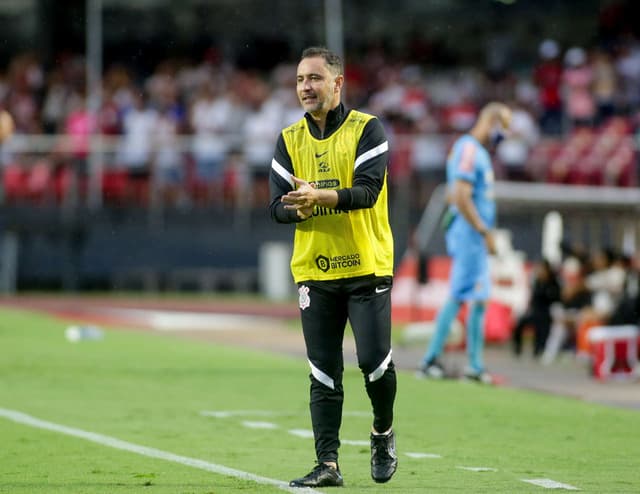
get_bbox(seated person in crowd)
[606,256,640,326]
[541,255,593,364]
[512,259,560,358]
[575,247,627,356]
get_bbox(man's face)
[296,56,342,115]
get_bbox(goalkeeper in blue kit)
[418,102,512,383]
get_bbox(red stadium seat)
[2,163,28,202]
[102,169,130,204]
[26,160,55,202]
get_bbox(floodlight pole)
[86,0,103,209]
[325,0,345,99]
[324,0,344,60]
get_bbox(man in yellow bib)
[269,46,397,488]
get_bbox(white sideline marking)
[521,478,580,490]
[341,439,369,446]
[201,409,369,419]
[201,410,294,418]
[406,452,442,459]
[288,429,369,446]
[103,308,282,332]
[457,466,498,472]
[0,408,322,494]
[288,428,314,439]
[242,421,278,429]
[205,412,383,447]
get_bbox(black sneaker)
[370,429,398,483]
[415,358,445,379]
[289,463,344,488]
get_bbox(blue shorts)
[446,231,490,301]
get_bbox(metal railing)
[414,181,640,260]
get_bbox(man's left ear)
[334,75,344,93]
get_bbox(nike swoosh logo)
[315,151,328,158]
[375,286,391,294]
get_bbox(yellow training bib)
[282,111,393,282]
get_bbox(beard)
[300,92,328,114]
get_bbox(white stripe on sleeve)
[271,159,294,188]
[354,141,388,170]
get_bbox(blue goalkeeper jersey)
[446,134,495,241]
[444,134,495,300]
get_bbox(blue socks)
[466,301,486,373]
[421,299,487,374]
[422,299,461,365]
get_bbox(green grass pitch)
[1,307,639,493]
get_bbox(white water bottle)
[65,325,104,343]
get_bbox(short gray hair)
[300,46,343,75]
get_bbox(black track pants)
[297,275,397,463]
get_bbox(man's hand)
[483,230,497,255]
[282,176,317,207]
[282,176,340,219]
[282,176,317,219]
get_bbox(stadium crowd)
[0,33,639,209]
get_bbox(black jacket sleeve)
[335,117,389,210]
[269,133,306,223]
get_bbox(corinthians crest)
[298,285,311,310]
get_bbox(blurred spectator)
[440,95,478,133]
[153,104,187,208]
[410,133,448,200]
[108,68,137,117]
[6,53,44,129]
[511,259,561,358]
[242,74,281,206]
[615,37,640,113]
[41,68,70,134]
[268,63,304,127]
[496,100,540,180]
[533,39,564,135]
[606,254,640,326]
[117,91,158,205]
[541,255,593,364]
[146,61,180,113]
[98,66,131,135]
[6,85,40,135]
[223,147,250,210]
[62,91,95,207]
[574,247,627,355]
[189,82,228,206]
[591,48,617,124]
[397,65,430,126]
[562,46,596,129]
[585,248,627,305]
[368,65,407,123]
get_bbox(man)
[418,102,512,384]
[269,46,397,488]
